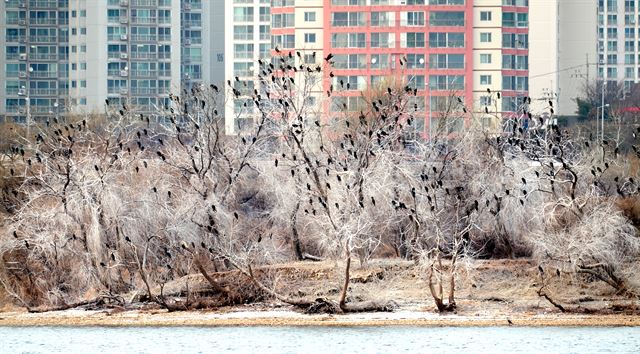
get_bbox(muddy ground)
[1,259,639,326]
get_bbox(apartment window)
[234,7,254,22]
[370,54,390,69]
[406,75,425,90]
[371,32,393,48]
[304,12,316,22]
[234,25,254,40]
[332,75,366,91]
[480,96,492,106]
[503,54,528,69]
[429,75,465,90]
[429,11,465,26]
[429,54,464,69]
[429,32,465,48]
[502,76,528,91]
[405,11,425,26]
[331,12,365,27]
[480,75,492,85]
[625,67,634,79]
[403,32,425,48]
[480,11,492,21]
[331,33,365,48]
[625,54,635,64]
[480,32,492,43]
[406,54,425,69]
[371,12,393,27]
[259,7,270,22]
[333,54,366,69]
[304,33,316,43]
[272,13,295,28]
[304,54,315,64]
[480,54,492,63]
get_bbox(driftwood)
[27,294,124,313]
[537,286,567,313]
[301,253,324,262]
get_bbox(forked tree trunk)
[428,257,456,312]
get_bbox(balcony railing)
[131,87,158,95]
[131,0,157,6]
[6,18,24,25]
[130,52,157,60]
[183,72,202,79]
[108,87,127,94]
[183,20,201,27]
[31,106,55,113]
[131,17,156,25]
[30,88,58,96]
[131,70,156,77]
[30,36,58,43]
[30,53,58,61]
[29,0,58,8]
[131,34,157,41]
[29,18,57,25]
[29,71,58,78]
[5,36,26,43]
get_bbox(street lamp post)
[596,103,609,141]
[601,82,606,141]
[53,101,59,122]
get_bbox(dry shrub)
[529,200,640,296]
[616,196,640,228]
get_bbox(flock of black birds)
[5,47,640,293]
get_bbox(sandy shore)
[1,307,639,327]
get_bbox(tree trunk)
[193,255,233,298]
[339,255,351,311]
[291,200,304,260]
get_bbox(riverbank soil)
[1,259,639,326]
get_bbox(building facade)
[256,0,530,137]
[2,0,534,137]
[0,0,224,125]
[528,0,597,117]
[223,0,272,134]
[598,0,640,91]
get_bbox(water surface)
[1,326,638,353]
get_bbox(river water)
[0,326,638,353]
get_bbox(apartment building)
[473,0,529,128]
[258,0,529,137]
[0,0,225,125]
[528,0,597,116]
[224,0,271,134]
[598,0,640,91]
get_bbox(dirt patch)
[1,259,638,325]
